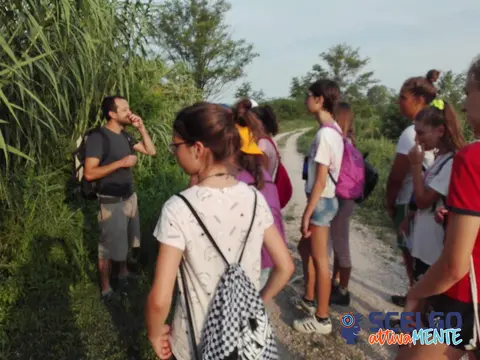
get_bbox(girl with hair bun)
[235,124,287,288]
[386,75,437,307]
[396,55,480,360]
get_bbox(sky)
[216,0,480,103]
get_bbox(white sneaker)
[293,316,332,334]
[291,296,316,315]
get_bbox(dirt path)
[268,129,409,360]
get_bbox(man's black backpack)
[71,127,135,200]
[355,152,379,204]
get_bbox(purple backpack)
[323,124,365,200]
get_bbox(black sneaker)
[331,283,340,295]
[330,289,350,306]
[101,288,114,301]
[391,295,406,307]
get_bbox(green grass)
[279,118,313,134]
[295,128,396,229]
[296,127,317,155]
[0,2,201,357]
[276,118,314,148]
[0,147,187,360]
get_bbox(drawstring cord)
[466,257,480,350]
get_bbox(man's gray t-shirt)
[85,127,137,197]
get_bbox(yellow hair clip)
[430,99,445,111]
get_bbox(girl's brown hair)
[237,152,265,190]
[233,99,266,140]
[426,69,440,84]
[173,102,240,162]
[334,101,356,146]
[415,102,465,152]
[251,105,279,136]
[309,79,341,114]
[401,76,437,105]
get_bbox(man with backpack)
[83,95,156,298]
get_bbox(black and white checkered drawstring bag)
[176,191,278,360]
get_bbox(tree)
[234,82,252,98]
[154,0,258,99]
[379,100,410,140]
[367,85,395,109]
[290,43,378,102]
[234,81,266,102]
[437,70,466,111]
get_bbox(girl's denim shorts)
[306,194,339,227]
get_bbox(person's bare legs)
[298,237,316,301]
[99,259,112,294]
[118,261,128,278]
[310,225,331,318]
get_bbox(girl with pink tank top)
[235,124,287,287]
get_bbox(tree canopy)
[155,0,258,99]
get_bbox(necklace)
[197,172,231,184]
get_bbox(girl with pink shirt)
[235,121,287,288]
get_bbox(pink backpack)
[323,124,365,200]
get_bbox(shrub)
[0,1,200,358]
[263,98,308,121]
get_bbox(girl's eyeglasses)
[168,142,187,154]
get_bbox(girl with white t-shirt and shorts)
[293,79,344,335]
[401,99,465,283]
[145,102,294,360]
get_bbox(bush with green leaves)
[0,1,200,358]
[263,98,308,121]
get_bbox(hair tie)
[430,99,445,111]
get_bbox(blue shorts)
[309,196,339,227]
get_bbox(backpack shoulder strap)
[260,136,280,158]
[328,171,337,186]
[238,190,258,264]
[434,154,454,176]
[121,130,136,154]
[95,127,110,164]
[322,123,344,138]
[322,124,345,186]
[176,193,229,265]
[260,136,281,180]
[178,262,200,360]
[430,154,455,212]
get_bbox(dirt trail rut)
[267,129,408,360]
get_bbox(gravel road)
[267,129,409,360]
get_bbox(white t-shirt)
[153,182,274,360]
[395,124,435,204]
[305,122,344,198]
[411,153,454,265]
[258,137,279,179]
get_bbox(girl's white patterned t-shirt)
[153,182,274,360]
